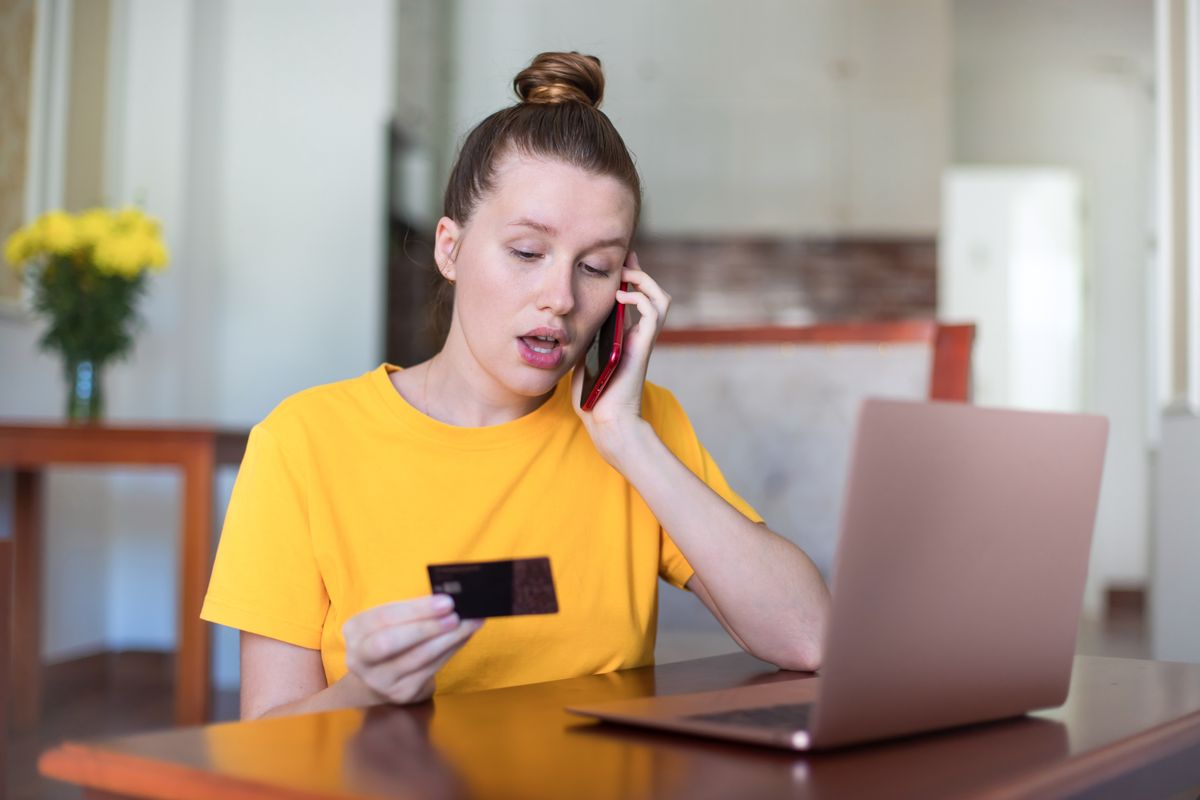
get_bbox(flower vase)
[65,358,105,423]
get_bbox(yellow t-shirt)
[200,363,762,695]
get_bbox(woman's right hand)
[341,594,483,705]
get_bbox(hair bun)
[513,51,605,109]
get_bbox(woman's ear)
[433,216,461,283]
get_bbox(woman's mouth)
[517,334,566,368]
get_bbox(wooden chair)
[647,320,975,661]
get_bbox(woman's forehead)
[484,154,635,237]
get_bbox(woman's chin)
[507,363,570,398]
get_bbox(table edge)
[38,742,334,800]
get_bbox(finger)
[624,249,643,272]
[354,612,463,667]
[344,594,455,641]
[403,619,482,676]
[383,620,483,692]
[618,268,670,322]
[618,262,665,291]
[616,288,659,340]
[619,266,661,290]
[379,618,482,690]
[417,625,478,677]
[375,617,483,681]
[611,292,659,383]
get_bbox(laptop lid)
[808,399,1108,748]
[566,399,1108,751]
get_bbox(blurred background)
[0,0,1197,753]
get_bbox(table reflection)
[344,704,468,799]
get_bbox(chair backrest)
[647,321,974,656]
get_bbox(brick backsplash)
[634,236,938,328]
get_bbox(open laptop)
[567,398,1109,751]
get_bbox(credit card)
[427,556,558,619]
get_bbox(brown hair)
[429,51,642,340]
[443,50,643,230]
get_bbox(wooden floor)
[8,616,1150,800]
[7,653,239,800]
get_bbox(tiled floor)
[7,615,1154,800]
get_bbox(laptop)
[567,398,1109,751]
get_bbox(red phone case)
[581,282,628,410]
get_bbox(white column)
[1188,0,1200,408]
[1151,0,1200,663]
[1156,0,1197,409]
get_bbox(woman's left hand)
[571,250,670,462]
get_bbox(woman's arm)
[609,426,829,671]
[573,252,830,672]
[240,632,376,719]
[240,595,483,719]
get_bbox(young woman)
[201,51,830,720]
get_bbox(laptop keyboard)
[683,703,813,732]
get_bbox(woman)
[201,51,830,720]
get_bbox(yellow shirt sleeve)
[201,421,329,649]
[643,385,765,592]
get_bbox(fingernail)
[441,613,460,629]
[433,594,454,611]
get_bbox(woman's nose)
[536,261,576,316]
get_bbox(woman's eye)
[508,247,607,276]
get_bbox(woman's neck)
[414,334,556,428]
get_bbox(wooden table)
[0,422,248,727]
[37,653,1200,799]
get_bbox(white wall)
[952,0,1155,616]
[1150,0,1200,662]
[200,1,393,422]
[941,168,1085,412]
[1153,413,1200,662]
[0,0,393,688]
[448,0,948,236]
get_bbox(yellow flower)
[146,239,169,271]
[112,206,160,237]
[94,232,149,277]
[4,226,36,270]
[76,208,114,248]
[37,211,79,256]
[5,205,168,278]
[127,231,158,273]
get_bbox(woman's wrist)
[258,672,383,719]
[329,670,386,708]
[593,415,658,473]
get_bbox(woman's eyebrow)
[506,218,627,250]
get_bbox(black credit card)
[427,557,558,619]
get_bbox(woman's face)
[434,152,636,400]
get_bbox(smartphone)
[580,281,628,410]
